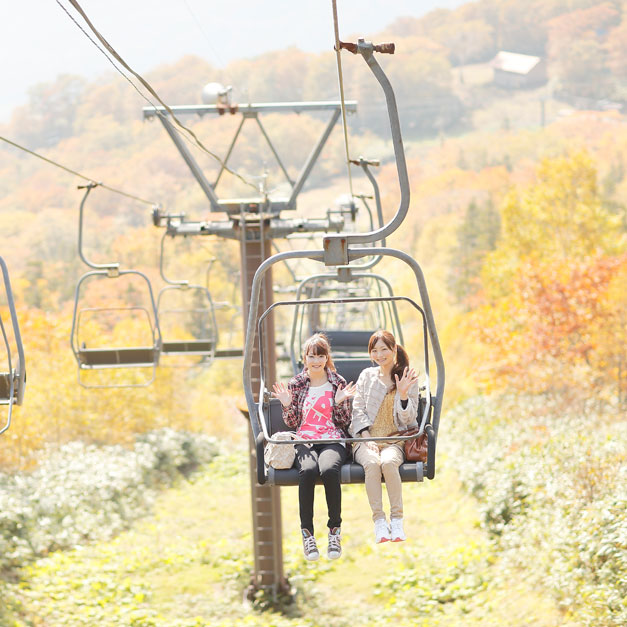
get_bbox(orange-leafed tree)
[465,151,627,403]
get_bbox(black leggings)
[295,442,347,535]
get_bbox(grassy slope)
[7,442,569,627]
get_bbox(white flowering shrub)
[445,394,627,626]
[0,429,219,574]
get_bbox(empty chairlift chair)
[70,183,161,387]
[156,235,218,365]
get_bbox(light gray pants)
[354,443,404,521]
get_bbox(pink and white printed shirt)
[296,381,345,442]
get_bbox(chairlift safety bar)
[77,183,120,272]
[257,293,431,446]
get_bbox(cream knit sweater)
[349,366,419,437]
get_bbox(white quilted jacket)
[349,366,419,437]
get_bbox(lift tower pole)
[238,215,286,596]
[143,100,355,598]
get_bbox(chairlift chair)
[0,257,26,435]
[71,274,162,387]
[243,38,445,488]
[245,257,443,487]
[156,235,219,365]
[70,184,161,387]
[158,286,218,358]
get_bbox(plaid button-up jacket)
[282,368,352,435]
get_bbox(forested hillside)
[0,1,626,625]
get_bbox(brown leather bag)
[398,428,428,463]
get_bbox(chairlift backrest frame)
[288,270,404,374]
[156,232,219,360]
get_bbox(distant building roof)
[490,51,542,75]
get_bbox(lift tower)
[143,99,355,596]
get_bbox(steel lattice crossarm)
[142,101,357,117]
[143,100,357,216]
[152,208,345,240]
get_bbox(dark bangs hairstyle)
[368,329,409,390]
[302,333,336,371]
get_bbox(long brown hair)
[368,329,409,390]
[302,332,336,372]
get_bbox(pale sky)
[2,0,464,121]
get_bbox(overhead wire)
[58,0,259,193]
[180,0,226,68]
[54,0,150,108]
[0,135,157,206]
[331,0,355,200]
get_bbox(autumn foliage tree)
[466,151,627,403]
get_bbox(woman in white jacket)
[350,330,419,543]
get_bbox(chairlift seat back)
[320,329,373,353]
[332,358,372,384]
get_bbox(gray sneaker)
[302,528,319,561]
[327,526,342,560]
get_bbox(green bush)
[0,429,219,574]
[445,394,627,627]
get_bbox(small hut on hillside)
[490,51,547,89]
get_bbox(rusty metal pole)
[239,218,288,599]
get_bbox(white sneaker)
[327,527,342,560]
[302,529,319,561]
[390,518,406,542]
[374,518,391,544]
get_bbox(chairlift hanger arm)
[77,183,120,272]
[324,39,410,261]
[159,232,188,286]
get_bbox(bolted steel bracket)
[322,236,348,266]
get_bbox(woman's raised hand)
[335,381,357,404]
[395,367,419,399]
[271,382,292,408]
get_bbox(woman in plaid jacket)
[272,333,356,562]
